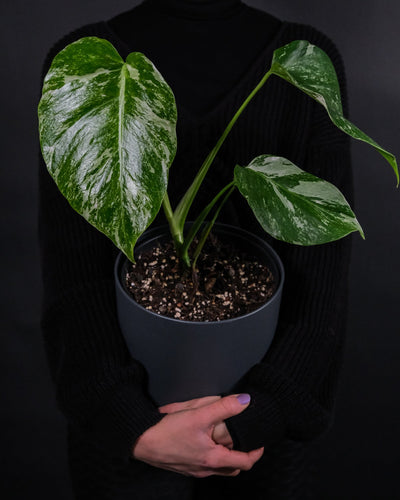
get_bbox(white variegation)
[61,67,113,85]
[271,40,398,185]
[38,37,177,262]
[234,155,364,245]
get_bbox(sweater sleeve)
[38,24,164,458]
[225,30,354,451]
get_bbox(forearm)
[39,155,163,455]
[226,96,354,450]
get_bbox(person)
[38,0,353,498]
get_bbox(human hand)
[159,395,233,448]
[133,394,264,478]
[158,395,222,414]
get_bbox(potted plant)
[38,37,397,405]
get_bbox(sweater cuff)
[225,390,286,452]
[85,382,165,458]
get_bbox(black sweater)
[38,0,353,497]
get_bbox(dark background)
[1,0,399,498]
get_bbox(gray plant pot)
[114,223,284,406]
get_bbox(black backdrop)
[1,0,399,498]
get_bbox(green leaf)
[234,155,364,245]
[271,40,398,185]
[38,37,177,261]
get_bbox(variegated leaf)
[271,40,398,185]
[234,155,364,245]
[38,37,177,261]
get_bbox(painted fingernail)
[237,393,251,405]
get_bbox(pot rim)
[114,222,284,325]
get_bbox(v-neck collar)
[103,19,288,126]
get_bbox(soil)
[123,233,276,322]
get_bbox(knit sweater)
[38,1,353,497]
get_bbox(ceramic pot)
[114,223,284,405]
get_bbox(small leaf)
[271,40,398,185]
[38,37,177,261]
[234,155,364,245]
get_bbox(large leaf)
[234,155,364,245]
[270,40,398,185]
[38,37,177,261]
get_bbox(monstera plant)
[38,37,398,403]
[38,37,398,269]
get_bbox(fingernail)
[236,393,251,405]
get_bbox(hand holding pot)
[132,394,264,478]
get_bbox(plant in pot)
[38,37,397,405]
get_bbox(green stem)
[180,181,235,264]
[192,185,236,270]
[162,192,184,246]
[173,69,272,232]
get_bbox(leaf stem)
[173,70,273,232]
[192,184,236,270]
[179,181,235,264]
[162,193,183,246]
